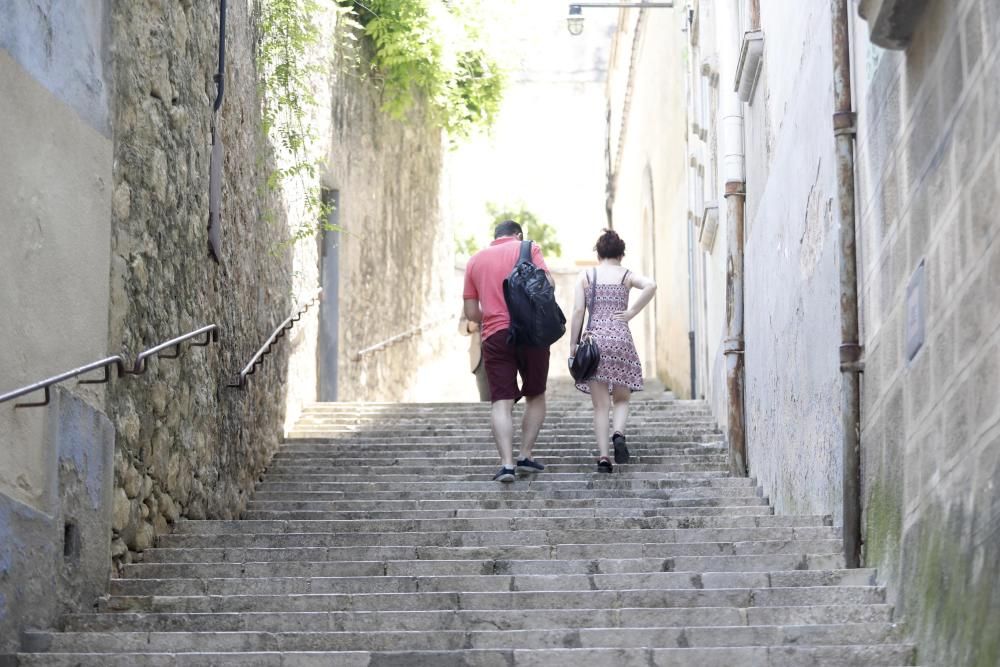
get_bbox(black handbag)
[569,269,600,382]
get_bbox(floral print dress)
[575,270,644,394]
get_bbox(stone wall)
[741,1,845,521]
[606,8,691,396]
[854,1,1000,664]
[323,46,450,403]
[105,0,293,563]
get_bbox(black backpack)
[503,240,566,347]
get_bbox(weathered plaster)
[0,0,111,135]
[0,42,112,511]
[0,388,113,653]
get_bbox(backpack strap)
[518,240,532,264]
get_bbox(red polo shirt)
[463,237,549,342]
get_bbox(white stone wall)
[605,8,692,395]
[741,1,845,521]
[685,0,730,426]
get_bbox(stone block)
[938,35,966,121]
[969,339,1000,437]
[962,0,984,75]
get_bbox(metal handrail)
[351,314,457,362]
[0,356,127,408]
[128,324,219,375]
[0,324,220,409]
[229,288,322,389]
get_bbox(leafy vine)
[353,0,505,138]
[255,0,505,245]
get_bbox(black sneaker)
[493,466,516,483]
[597,457,613,473]
[613,432,630,464]
[516,458,545,475]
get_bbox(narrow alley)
[1,0,997,665]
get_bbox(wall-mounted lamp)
[567,2,675,36]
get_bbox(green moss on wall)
[863,478,903,573]
[900,502,1000,667]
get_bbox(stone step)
[154,529,843,554]
[94,585,882,614]
[285,428,721,435]
[138,549,844,572]
[258,470,736,486]
[15,645,918,666]
[58,603,897,633]
[253,473,749,485]
[248,488,767,507]
[269,452,728,463]
[145,550,846,572]
[121,564,870,587]
[62,603,894,633]
[302,402,711,416]
[28,622,906,653]
[14,644,917,666]
[110,566,856,596]
[241,505,786,521]
[251,480,758,495]
[170,518,832,539]
[286,427,722,437]
[282,435,723,445]
[263,463,730,475]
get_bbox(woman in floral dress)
[568,229,657,472]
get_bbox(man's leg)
[519,393,546,460]
[491,399,516,467]
[517,344,550,465]
[481,331,520,478]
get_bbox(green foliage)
[455,203,562,261]
[258,0,356,245]
[487,203,563,258]
[352,0,505,137]
[454,233,481,259]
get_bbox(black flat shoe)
[613,432,630,464]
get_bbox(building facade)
[611,0,1000,663]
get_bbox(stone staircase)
[17,393,915,665]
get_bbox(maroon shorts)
[481,330,550,402]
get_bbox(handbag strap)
[577,268,597,344]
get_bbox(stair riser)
[38,622,904,653]
[248,491,769,504]
[94,586,884,615]
[62,604,894,633]
[170,520,833,538]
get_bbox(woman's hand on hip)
[613,309,635,322]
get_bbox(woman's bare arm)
[615,272,656,322]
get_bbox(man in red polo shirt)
[463,220,552,482]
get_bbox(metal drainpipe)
[724,182,747,476]
[830,0,864,569]
[719,0,748,477]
